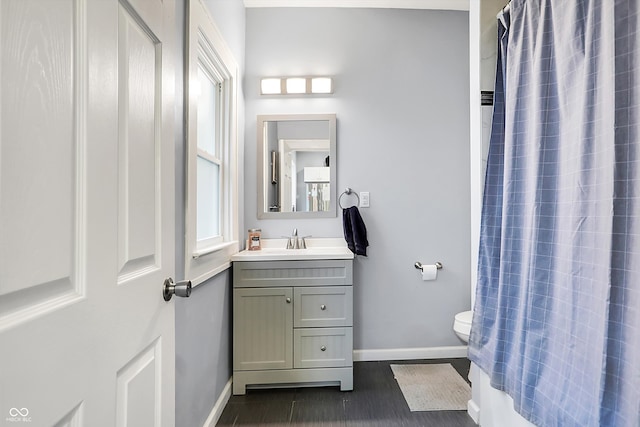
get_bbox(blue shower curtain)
[468,1,640,426]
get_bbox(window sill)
[189,240,239,288]
[192,240,237,259]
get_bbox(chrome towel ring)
[339,188,360,209]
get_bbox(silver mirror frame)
[257,114,337,219]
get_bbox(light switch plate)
[360,192,370,208]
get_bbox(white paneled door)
[0,0,176,425]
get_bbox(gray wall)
[245,8,471,350]
[174,1,245,426]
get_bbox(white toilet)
[453,310,473,343]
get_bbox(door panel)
[117,2,161,283]
[0,0,84,330]
[54,404,83,427]
[0,0,175,425]
[116,339,162,427]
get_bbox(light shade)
[260,78,282,95]
[311,77,333,94]
[285,78,307,94]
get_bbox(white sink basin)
[231,238,354,261]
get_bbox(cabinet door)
[234,287,293,370]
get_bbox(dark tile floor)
[217,358,477,427]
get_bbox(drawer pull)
[320,345,327,351]
[286,297,291,303]
[320,304,326,311]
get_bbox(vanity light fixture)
[260,77,333,95]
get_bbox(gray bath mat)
[390,363,471,411]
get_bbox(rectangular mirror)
[258,114,337,219]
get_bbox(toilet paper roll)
[421,264,438,281]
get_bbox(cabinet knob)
[286,297,291,303]
[320,304,326,311]
[320,346,327,351]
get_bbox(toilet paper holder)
[414,261,443,270]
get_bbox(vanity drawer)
[294,286,353,328]
[233,260,353,288]
[294,327,353,369]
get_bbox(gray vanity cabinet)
[232,259,353,395]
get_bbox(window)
[186,0,239,285]
[196,64,222,245]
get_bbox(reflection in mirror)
[258,114,337,219]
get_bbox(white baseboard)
[468,399,481,424]
[203,377,232,427]
[353,345,468,362]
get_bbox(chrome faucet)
[285,228,311,249]
[286,228,298,249]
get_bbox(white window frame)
[185,0,239,286]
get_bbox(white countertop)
[231,238,354,261]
